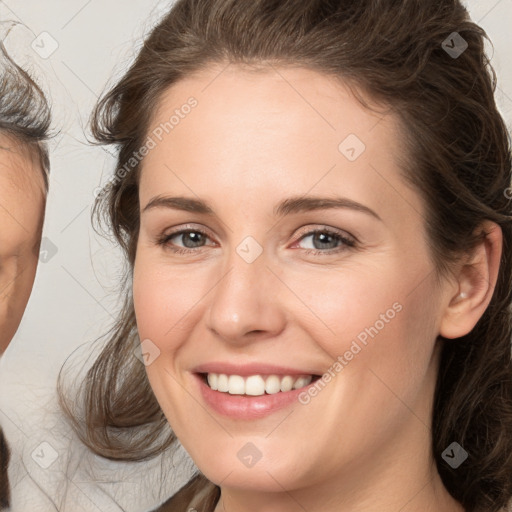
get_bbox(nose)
[205,247,286,345]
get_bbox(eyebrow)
[142,195,382,221]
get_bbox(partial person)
[0,39,51,510]
[61,1,512,511]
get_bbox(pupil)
[184,231,203,248]
[314,232,336,249]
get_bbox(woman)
[60,0,512,511]
[0,37,52,510]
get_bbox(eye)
[292,227,356,255]
[157,225,216,254]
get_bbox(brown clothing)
[152,472,220,512]
[0,427,10,510]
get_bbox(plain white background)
[0,0,511,510]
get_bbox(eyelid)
[292,224,357,244]
[158,223,217,245]
[165,223,214,237]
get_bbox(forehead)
[0,134,46,247]
[0,133,46,193]
[138,64,416,223]
[148,63,398,152]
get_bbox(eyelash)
[156,225,357,256]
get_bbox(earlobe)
[439,221,503,340]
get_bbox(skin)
[132,64,501,512]
[0,135,46,354]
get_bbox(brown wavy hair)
[58,1,512,510]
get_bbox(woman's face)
[0,138,45,353]
[133,64,456,500]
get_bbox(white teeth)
[217,374,229,392]
[265,375,281,394]
[205,373,314,396]
[280,375,294,392]
[228,375,245,395]
[245,375,266,396]
[207,373,218,391]
[293,376,312,390]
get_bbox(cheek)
[289,264,403,351]
[287,267,439,467]
[133,264,176,346]
[300,260,439,398]
[132,251,209,352]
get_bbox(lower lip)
[193,373,316,419]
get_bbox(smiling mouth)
[199,372,321,396]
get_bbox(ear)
[439,221,503,340]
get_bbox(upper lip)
[192,362,320,376]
